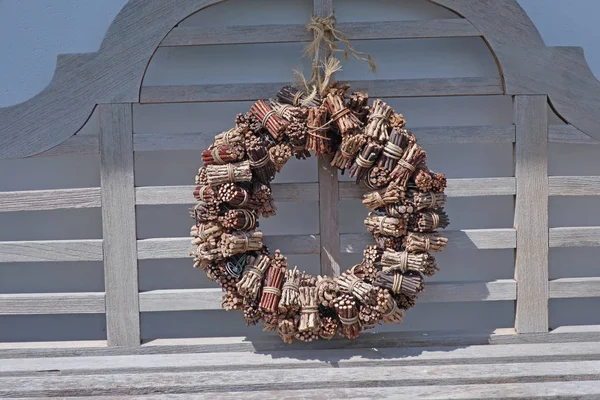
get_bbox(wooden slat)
[0,240,103,263]
[31,134,99,158]
[160,19,481,47]
[133,132,213,153]
[0,188,100,212]
[412,125,515,144]
[140,77,503,104]
[550,227,600,247]
[135,183,319,205]
[139,280,516,312]
[99,104,140,346]
[341,229,516,253]
[0,293,105,315]
[318,156,341,276]
[513,95,549,334]
[549,278,600,299]
[549,124,600,144]
[339,178,516,199]
[549,176,600,196]
[137,235,320,259]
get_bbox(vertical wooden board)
[99,104,140,346]
[314,0,340,276]
[514,95,549,333]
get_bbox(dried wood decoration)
[189,15,448,343]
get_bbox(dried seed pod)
[202,144,245,165]
[365,212,407,237]
[362,183,404,211]
[277,85,321,107]
[381,249,439,276]
[206,161,252,185]
[236,254,270,300]
[299,286,321,333]
[250,99,288,140]
[348,142,382,183]
[332,294,360,339]
[408,190,447,211]
[374,271,424,298]
[335,272,378,306]
[278,266,301,313]
[390,143,427,188]
[315,275,339,307]
[319,316,339,340]
[220,231,264,257]
[403,232,448,253]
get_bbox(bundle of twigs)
[278,266,301,313]
[295,329,319,342]
[374,271,424,297]
[259,264,286,313]
[414,169,433,192]
[247,182,276,218]
[409,209,450,232]
[403,232,448,253]
[191,200,220,222]
[195,167,209,185]
[315,275,339,307]
[235,112,261,135]
[191,221,223,242]
[319,316,339,340]
[250,100,288,140]
[277,85,321,107]
[374,235,403,250]
[246,136,277,184]
[243,298,262,325]
[363,245,383,265]
[385,201,415,218]
[299,286,321,332]
[262,312,278,332]
[333,294,360,339]
[364,100,393,142]
[202,144,244,165]
[270,99,307,121]
[236,254,270,300]
[350,262,379,283]
[381,249,438,276]
[348,142,382,182]
[336,272,378,306]
[365,212,407,237]
[366,166,391,189]
[359,304,380,329]
[206,161,252,185]
[214,127,245,147]
[347,91,369,123]
[222,289,244,311]
[324,86,362,136]
[330,133,366,170]
[390,113,407,130]
[390,143,427,187]
[306,105,333,156]
[269,142,293,172]
[193,185,218,203]
[193,238,221,262]
[408,190,447,211]
[431,171,447,192]
[277,315,299,344]
[217,183,250,208]
[286,120,311,159]
[376,288,405,324]
[220,231,264,257]
[378,129,413,171]
[362,183,404,211]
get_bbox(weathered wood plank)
[3,360,600,397]
[549,278,600,299]
[0,240,103,263]
[318,156,340,276]
[31,134,99,158]
[339,178,516,199]
[160,19,481,47]
[140,77,504,104]
[513,95,548,334]
[549,124,600,144]
[549,227,600,248]
[99,104,140,346]
[412,125,515,144]
[135,183,319,205]
[0,188,101,212]
[0,293,105,315]
[137,235,320,259]
[549,176,600,196]
[133,132,213,152]
[340,229,516,253]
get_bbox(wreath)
[189,16,449,343]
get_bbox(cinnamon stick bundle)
[202,144,244,165]
[390,143,427,188]
[278,266,301,313]
[409,209,449,232]
[431,171,447,193]
[403,232,448,253]
[362,183,404,211]
[348,142,382,183]
[250,99,288,140]
[237,254,270,300]
[306,105,333,156]
[315,275,339,307]
[220,231,264,257]
[381,249,438,276]
[364,100,393,143]
[324,87,362,136]
[374,271,424,297]
[330,133,366,170]
[277,85,321,107]
[299,286,321,332]
[364,212,407,237]
[286,120,311,159]
[259,263,286,313]
[408,190,447,211]
[206,161,252,185]
[332,294,360,339]
[336,272,378,306]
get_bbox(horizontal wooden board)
[137,235,320,259]
[135,183,319,205]
[549,176,600,196]
[160,19,481,46]
[0,293,105,315]
[0,239,103,263]
[548,124,600,144]
[0,188,101,212]
[133,132,213,152]
[549,277,600,299]
[339,178,515,199]
[549,227,600,248]
[139,280,515,312]
[140,78,504,104]
[412,125,515,144]
[33,134,99,158]
[341,229,516,252]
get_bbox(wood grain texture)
[135,183,319,205]
[99,104,140,346]
[412,125,515,144]
[339,178,515,199]
[549,278,600,299]
[160,19,481,46]
[549,176,600,196]
[549,124,600,144]
[0,293,105,315]
[0,188,101,212]
[513,95,549,334]
[137,235,320,259]
[341,229,516,253]
[140,78,503,104]
[0,240,103,263]
[32,134,99,158]
[550,227,600,248]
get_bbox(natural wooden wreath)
[190,14,448,343]
[190,82,449,343]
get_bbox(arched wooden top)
[1,0,599,158]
